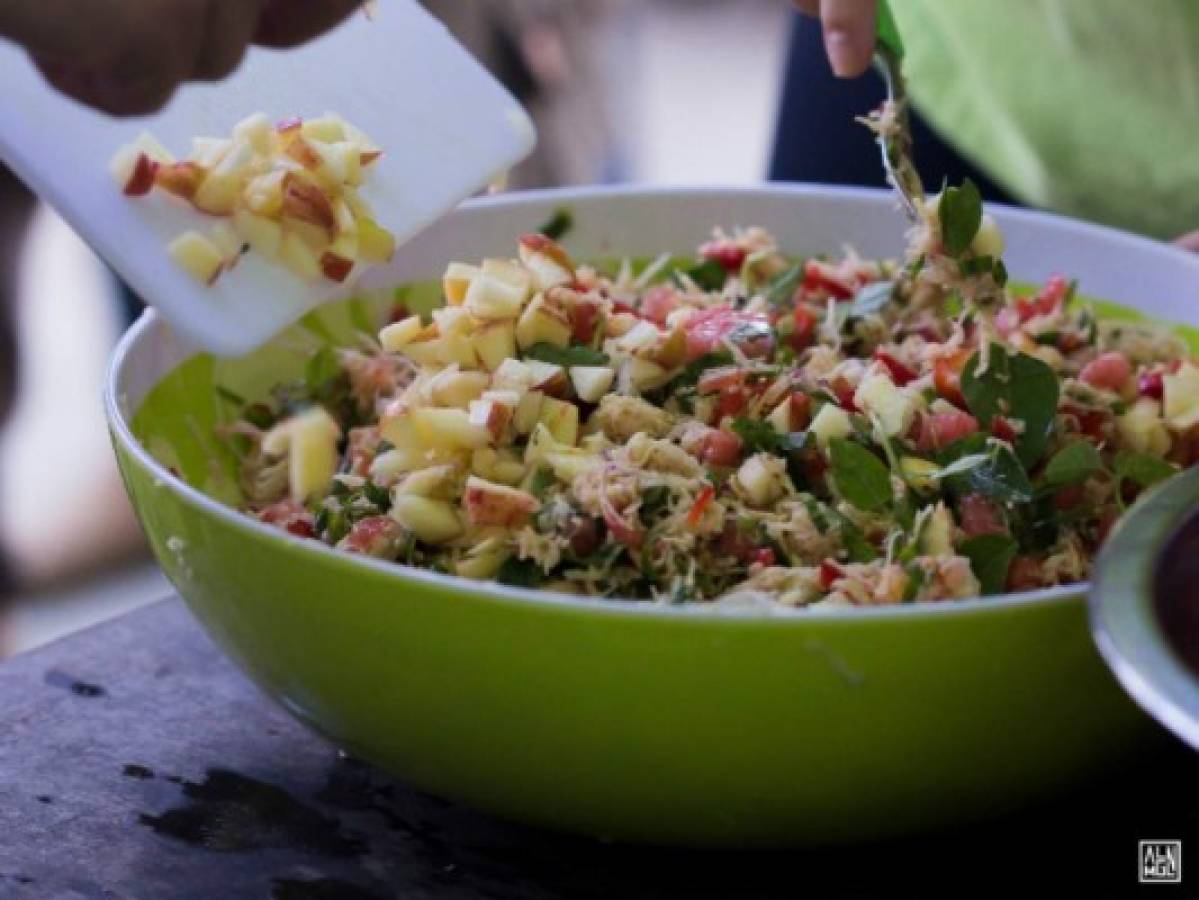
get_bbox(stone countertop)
[0,599,1195,899]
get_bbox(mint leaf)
[961,345,1060,467]
[678,258,727,291]
[765,262,803,308]
[497,557,544,588]
[828,439,893,512]
[523,343,609,367]
[959,533,1017,596]
[1043,442,1102,488]
[939,178,983,257]
[537,208,573,241]
[1113,451,1177,492]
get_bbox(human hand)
[792,0,878,78]
[0,0,362,116]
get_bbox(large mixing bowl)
[106,185,1196,846]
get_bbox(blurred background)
[0,0,794,655]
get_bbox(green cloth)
[893,0,1199,239]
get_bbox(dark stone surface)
[0,598,1196,899]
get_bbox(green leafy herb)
[938,178,983,257]
[1043,442,1102,489]
[523,342,609,367]
[765,262,803,307]
[731,418,785,454]
[902,563,928,602]
[951,444,1034,504]
[678,258,727,291]
[828,439,893,512]
[216,386,246,408]
[959,533,1018,596]
[243,403,276,430]
[537,208,573,241]
[639,485,673,523]
[497,557,544,588]
[1113,451,1177,506]
[527,465,557,500]
[363,481,391,510]
[961,345,1060,467]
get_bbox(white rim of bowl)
[106,180,1199,622]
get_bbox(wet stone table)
[0,599,1197,900]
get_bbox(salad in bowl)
[231,187,1196,608]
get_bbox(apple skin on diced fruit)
[518,233,574,290]
[169,231,225,285]
[463,476,539,527]
[320,251,354,283]
[281,173,337,239]
[516,294,572,350]
[156,162,204,200]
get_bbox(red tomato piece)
[640,285,680,325]
[829,375,858,412]
[1079,352,1131,391]
[570,299,600,344]
[932,349,971,408]
[1016,274,1070,323]
[699,428,744,466]
[802,260,855,300]
[819,559,845,590]
[958,493,1006,538]
[874,349,918,386]
[340,515,403,555]
[790,393,812,430]
[1139,371,1165,399]
[749,547,776,568]
[684,306,774,361]
[790,304,817,351]
[916,409,979,453]
[258,500,315,539]
[687,484,716,528]
[697,366,746,395]
[699,240,747,273]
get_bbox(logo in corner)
[1140,840,1182,884]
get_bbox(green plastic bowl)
[107,185,1193,847]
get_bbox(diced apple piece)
[472,446,525,485]
[1117,397,1172,456]
[283,133,323,170]
[469,398,513,442]
[616,320,663,354]
[569,366,614,403]
[735,453,786,507]
[515,294,572,350]
[543,451,600,482]
[169,231,224,285]
[921,502,954,556]
[301,115,346,143]
[379,316,425,351]
[243,170,287,217]
[492,358,534,391]
[357,216,395,263]
[620,357,670,393]
[401,339,446,368]
[538,396,579,445]
[465,275,526,321]
[192,136,232,168]
[442,262,478,306]
[395,464,459,499]
[518,233,574,290]
[1163,362,1199,430]
[155,161,204,200]
[481,257,533,291]
[432,305,474,338]
[463,476,539,527]
[261,407,341,502]
[429,369,489,408]
[412,407,491,449]
[767,398,792,434]
[442,331,479,369]
[232,209,283,259]
[390,495,463,544]
[370,447,425,484]
[854,372,916,437]
[280,231,322,281]
[281,173,337,240]
[473,320,517,372]
[110,144,159,196]
[808,403,853,447]
[233,112,274,154]
[209,222,244,263]
[192,139,255,215]
[456,546,511,580]
[526,360,568,396]
[513,392,545,435]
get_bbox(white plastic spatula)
[0,0,535,356]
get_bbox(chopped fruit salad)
[226,203,1196,607]
[111,113,395,287]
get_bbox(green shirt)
[894,0,1199,238]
